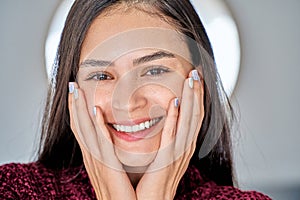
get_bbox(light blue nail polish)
[69,82,75,93]
[188,77,194,89]
[74,88,79,99]
[93,106,97,116]
[192,70,200,81]
[174,98,179,108]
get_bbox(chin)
[115,147,158,173]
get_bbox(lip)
[107,117,163,142]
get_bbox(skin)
[68,6,204,199]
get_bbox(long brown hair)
[38,0,235,186]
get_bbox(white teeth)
[112,118,161,133]
[132,125,139,132]
[139,123,145,130]
[125,126,132,133]
[145,121,150,129]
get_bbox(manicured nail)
[74,88,79,99]
[69,82,75,93]
[93,106,97,116]
[174,98,179,108]
[192,69,200,81]
[188,77,194,89]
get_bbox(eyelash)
[143,66,170,76]
[85,72,113,81]
[85,66,170,81]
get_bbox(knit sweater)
[0,162,271,199]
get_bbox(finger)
[174,77,194,154]
[160,97,179,148]
[68,82,85,148]
[191,69,203,117]
[147,98,179,171]
[93,106,123,170]
[68,84,98,170]
[70,83,101,158]
[186,69,204,145]
[93,106,112,141]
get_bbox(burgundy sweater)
[0,162,271,199]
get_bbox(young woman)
[0,0,271,199]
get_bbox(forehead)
[80,7,191,63]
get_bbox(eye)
[143,66,170,76]
[86,72,113,81]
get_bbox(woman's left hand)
[136,71,204,199]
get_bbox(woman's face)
[77,7,193,168]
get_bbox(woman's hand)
[136,70,204,199]
[68,82,136,200]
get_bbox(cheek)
[94,88,112,108]
[141,84,178,111]
[89,86,114,122]
[78,86,96,117]
[139,80,184,119]
[143,73,186,106]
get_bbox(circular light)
[45,0,240,96]
[45,0,75,78]
[190,0,241,96]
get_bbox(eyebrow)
[133,51,175,66]
[79,51,175,68]
[80,59,112,67]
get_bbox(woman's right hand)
[68,82,136,200]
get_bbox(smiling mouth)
[110,117,163,133]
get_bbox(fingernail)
[93,106,97,116]
[69,82,75,93]
[174,98,179,108]
[192,69,200,81]
[74,88,79,99]
[188,77,194,89]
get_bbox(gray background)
[0,0,299,199]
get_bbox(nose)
[111,76,147,113]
